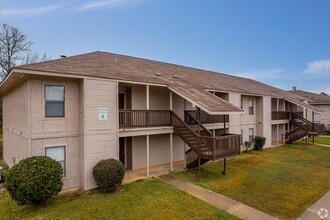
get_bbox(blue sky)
[1,0,330,94]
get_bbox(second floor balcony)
[271,111,303,120]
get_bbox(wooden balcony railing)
[272,111,303,120]
[315,123,325,135]
[200,134,241,160]
[119,110,171,129]
[120,110,241,161]
[184,110,229,124]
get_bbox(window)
[45,85,65,117]
[249,128,254,143]
[241,129,243,145]
[240,97,243,109]
[46,146,65,176]
[248,99,254,115]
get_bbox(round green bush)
[93,158,125,192]
[5,156,63,205]
[254,136,266,150]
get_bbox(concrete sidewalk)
[297,191,330,220]
[158,174,278,220]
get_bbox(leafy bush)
[325,128,330,135]
[0,160,8,183]
[254,136,266,150]
[93,158,125,193]
[244,141,252,151]
[5,156,63,205]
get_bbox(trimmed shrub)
[0,160,8,183]
[244,141,252,151]
[5,156,63,205]
[254,136,266,151]
[325,128,330,135]
[93,158,125,193]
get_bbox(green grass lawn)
[173,144,330,220]
[306,136,330,145]
[0,178,239,220]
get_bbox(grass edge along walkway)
[158,174,279,220]
[0,178,240,220]
[297,190,330,220]
[173,144,330,219]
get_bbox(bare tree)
[0,24,48,79]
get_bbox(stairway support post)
[197,107,201,179]
[223,115,226,134]
[146,135,150,176]
[312,112,315,144]
[222,158,227,175]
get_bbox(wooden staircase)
[285,112,316,144]
[171,111,241,168]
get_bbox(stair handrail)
[184,111,213,136]
[290,111,313,125]
[170,111,199,137]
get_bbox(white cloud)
[2,0,146,18]
[75,0,143,11]
[233,68,286,80]
[302,59,330,75]
[2,4,65,18]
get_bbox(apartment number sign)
[98,108,108,120]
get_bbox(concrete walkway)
[310,143,330,148]
[158,174,278,220]
[297,190,330,220]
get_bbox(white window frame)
[248,99,254,115]
[44,84,65,118]
[241,129,243,145]
[45,146,66,177]
[249,128,254,143]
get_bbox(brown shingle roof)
[289,90,330,104]
[10,51,320,113]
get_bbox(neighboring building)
[0,52,320,190]
[289,87,330,127]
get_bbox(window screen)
[241,129,243,145]
[249,128,254,142]
[46,146,65,176]
[248,99,254,115]
[45,85,65,117]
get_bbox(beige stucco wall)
[262,96,272,148]
[228,93,241,135]
[271,124,285,145]
[3,77,83,190]
[241,124,257,143]
[31,137,80,189]
[172,93,185,119]
[3,80,29,167]
[28,77,81,189]
[131,134,184,170]
[256,97,263,136]
[319,104,330,126]
[271,125,277,143]
[242,96,257,124]
[279,99,285,111]
[131,85,146,109]
[83,78,118,190]
[78,81,85,189]
[29,77,79,137]
[149,86,170,110]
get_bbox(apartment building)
[289,87,330,127]
[0,52,320,190]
